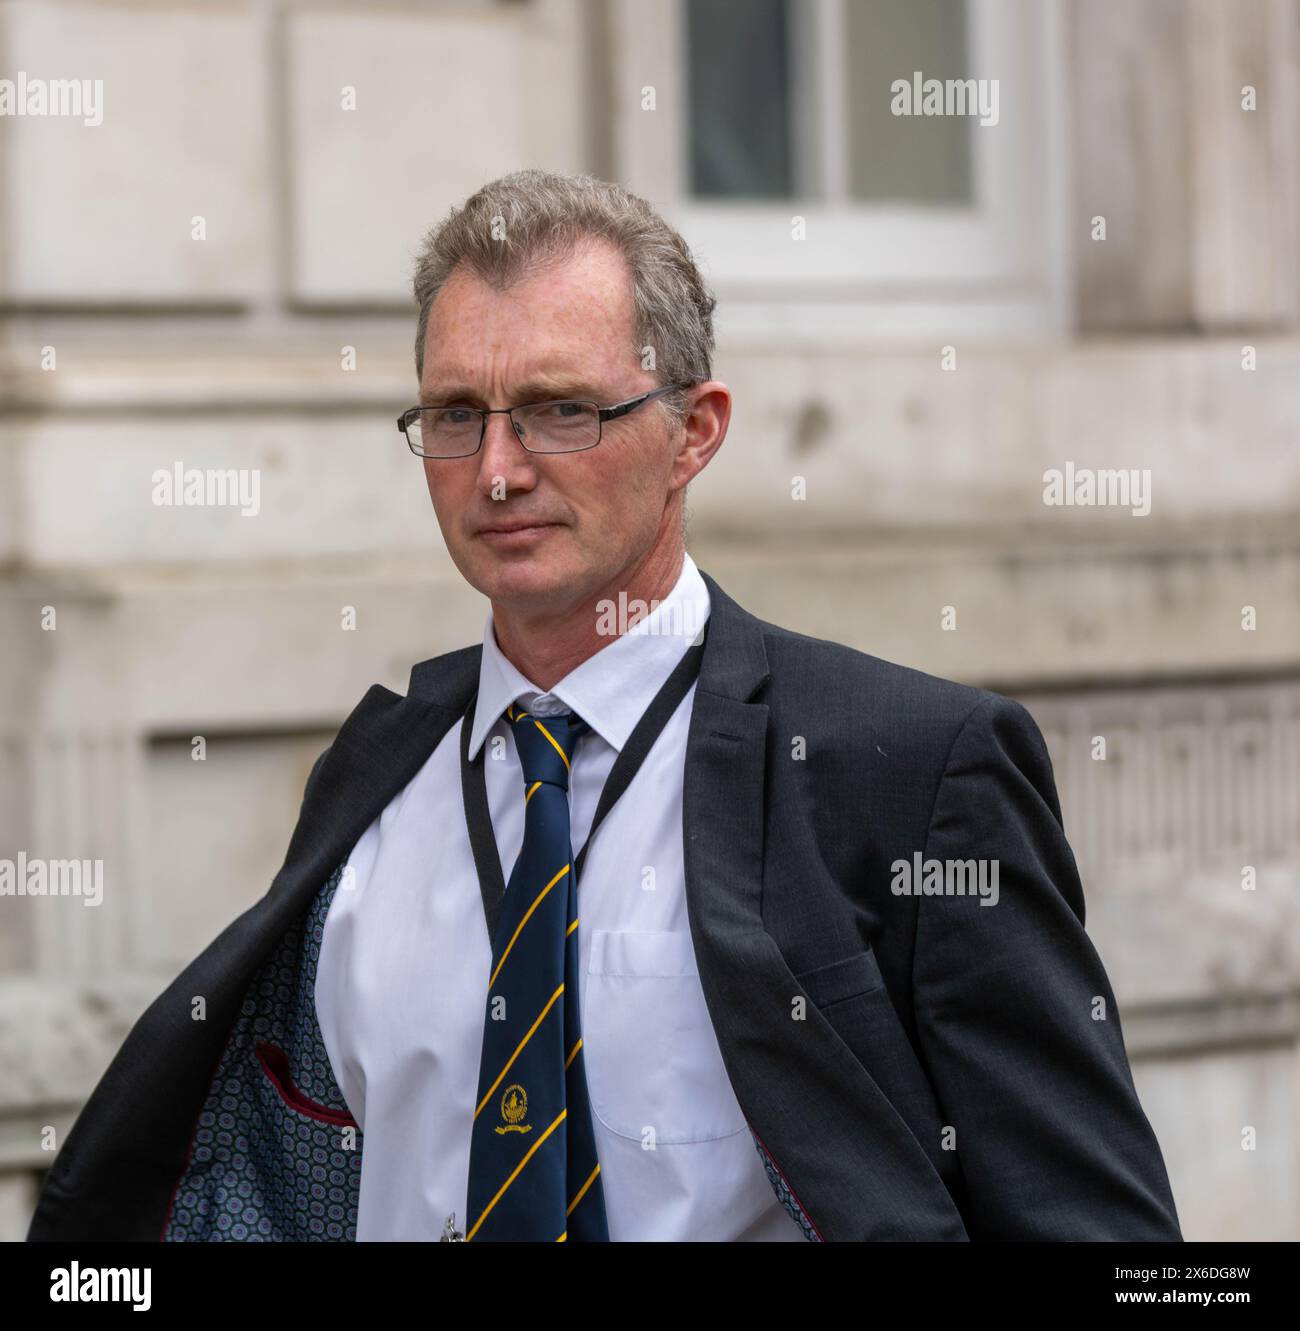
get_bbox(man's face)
[418,239,684,616]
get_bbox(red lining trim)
[255,1041,358,1127]
[746,1117,825,1242]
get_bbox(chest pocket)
[580,929,748,1145]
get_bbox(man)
[28,169,1181,1243]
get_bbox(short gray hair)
[411,169,716,433]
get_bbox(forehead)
[421,238,639,387]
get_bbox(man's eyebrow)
[419,378,606,406]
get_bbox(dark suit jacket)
[27,568,1181,1242]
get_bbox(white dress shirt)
[315,553,803,1241]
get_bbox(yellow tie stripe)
[567,1163,601,1216]
[532,718,573,770]
[474,984,565,1119]
[486,864,569,993]
[465,1108,567,1241]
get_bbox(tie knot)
[504,703,587,789]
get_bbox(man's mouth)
[477,521,561,546]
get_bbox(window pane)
[686,0,792,199]
[845,0,973,205]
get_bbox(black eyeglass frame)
[396,382,693,458]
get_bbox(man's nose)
[485,410,526,450]
[477,411,534,482]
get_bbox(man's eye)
[442,408,476,424]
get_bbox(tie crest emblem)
[496,1083,532,1134]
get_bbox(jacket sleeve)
[910,693,1182,1240]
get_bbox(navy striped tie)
[464,703,610,1242]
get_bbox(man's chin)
[468,541,577,604]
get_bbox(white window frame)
[612,0,1069,339]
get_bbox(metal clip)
[440,1212,465,1242]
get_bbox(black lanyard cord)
[459,623,709,943]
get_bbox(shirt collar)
[467,551,710,760]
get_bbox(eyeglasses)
[397,383,692,458]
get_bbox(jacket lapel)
[284,643,482,914]
[684,571,969,1241]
